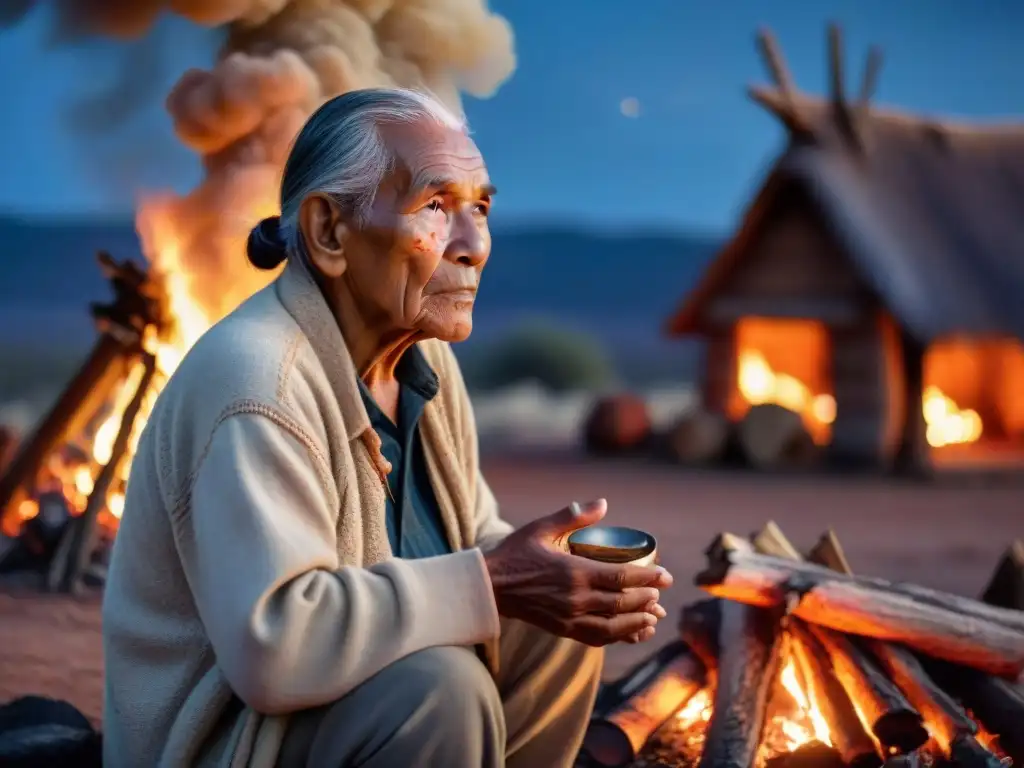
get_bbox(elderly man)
[102,88,672,768]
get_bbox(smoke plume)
[13,0,516,326]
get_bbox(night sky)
[0,1,1021,233]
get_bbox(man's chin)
[432,316,474,344]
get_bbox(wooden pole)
[893,330,929,477]
[856,47,884,109]
[49,352,156,594]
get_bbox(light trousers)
[276,618,603,768]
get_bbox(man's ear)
[299,193,349,278]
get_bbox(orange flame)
[737,349,836,444]
[738,350,983,449]
[774,658,832,751]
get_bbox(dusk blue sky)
[0,1,1021,233]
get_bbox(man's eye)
[427,199,444,212]
[474,202,490,217]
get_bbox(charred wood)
[696,538,1024,677]
[808,625,928,753]
[926,656,1024,764]
[678,599,722,673]
[867,641,1002,766]
[765,740,845,768]
[697,601,787,768]
[946,733,1005,768]
[583,642,705,767]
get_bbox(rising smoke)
[8,0,516,324]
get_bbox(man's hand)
[482,499,673,647]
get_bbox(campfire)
[581,524,1024,768]
[0,246,272,591]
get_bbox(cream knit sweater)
[101,256,513,767]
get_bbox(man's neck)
[327,280,421,385]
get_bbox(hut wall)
[701,325,735,415]
[700,189,902,466]
[829,313,908,470]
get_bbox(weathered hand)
[483,499,673,647]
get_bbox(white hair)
[278,88,467,253]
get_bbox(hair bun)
[247,216,288,271]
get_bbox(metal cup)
[567,525,659,567]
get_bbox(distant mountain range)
[0,213,724,391]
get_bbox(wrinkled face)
[307,119,493,344]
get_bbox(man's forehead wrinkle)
[409,159,490,195]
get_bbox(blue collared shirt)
[357,346,452,559]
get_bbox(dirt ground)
[1,457,1021,725]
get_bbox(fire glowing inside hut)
[664,20,1024,474]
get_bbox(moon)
[619,97,640,118]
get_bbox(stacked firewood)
[662,404,818,470]
[579,528,1024,768]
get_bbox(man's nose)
[445,208,488,267]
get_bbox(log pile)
[579,526,1024,768]
[659,403,820,471]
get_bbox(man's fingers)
[580,587,659,616]
[589,562,674,591]
[538,499,607,540]
[573,611,656,646]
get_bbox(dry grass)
[1,457,1020,725]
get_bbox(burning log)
[737,404,817,470]
[789,624,882,768]
[807,627,929,753]
[0,253,165,546]
[804,530,930,758]
[979,540,1024,610]
[695,537,1024,677]
[697,600,787,767]
[923,546,1024,765]
[47,352,158,594]
[0,335,132,528]
[582,642,706,767]
[751,522,907,763]
[867,641,1002,767]
[927,662,1024,765]
[812,530,1005,767]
